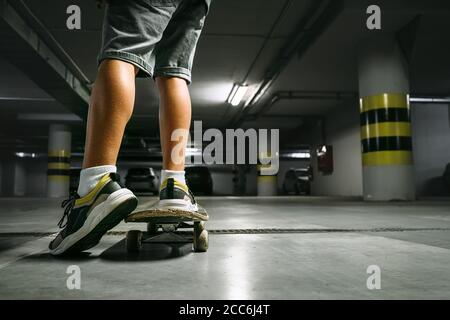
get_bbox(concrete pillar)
[257,153,277,196]
[0,160,2,196]
[0,154,25,197]
[358,34,415,201]
[233,165,248,196]
[47,124,71,198]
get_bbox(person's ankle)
[160,169,186,187]
[77,165,117,197]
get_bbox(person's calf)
[83,60,138,168]
[156,76,192,171]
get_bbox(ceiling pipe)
[240,91,450,124]
[230,0,345,127]
[243,91,357,122]
[221,0,294,122]
[410,97,450,104]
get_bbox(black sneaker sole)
[63,197,138,255]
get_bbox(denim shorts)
[98,0,211,84]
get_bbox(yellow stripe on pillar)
[361,122,411,140]
[47,163,71,170]
[360,93,409,113]
[257,175,277,181]
[362,151,413,166]
[48,150,71,158]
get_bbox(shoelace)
[162,178,197,204]
[58,194,77,228]
[187,188,197,204]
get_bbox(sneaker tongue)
[168,178,174,198]
[109,173,123,186]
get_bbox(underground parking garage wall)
[310,102,364,197]
[310,101,450,198]
[411,103,450,197]
[4,108,448,198]
[0,157,48,197]
[0,156,27,197]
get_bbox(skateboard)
[124,203,209,253]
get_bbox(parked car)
[125,167,159,194]
[185,166,213,195]
[282,168,311,195]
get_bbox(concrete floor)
[0,196,449,299]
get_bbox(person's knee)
[99,59,139,77]
[156,76,188,89]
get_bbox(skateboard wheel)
[161,224,177,232]
[193,222,208,252]
[196,221,205,232]
[126,230,142,253]
[147,222,158,234]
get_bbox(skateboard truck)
[124,204,209,253]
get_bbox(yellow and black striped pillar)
[358,34,415,201]
[360,93,413,167]
[47,124,72,198]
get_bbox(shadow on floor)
[0,237,37,253]
[99,238,193,261]
[21,232,194,262]
[24,251,95,262]
[24,239,192,262]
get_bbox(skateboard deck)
[125,205,209,223]
[124,202,209,253]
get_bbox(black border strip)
[0,300,445,317]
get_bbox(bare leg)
[50,59,140,255]
[83,59,138,168]
[157,77,191,171]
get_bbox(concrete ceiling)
[248,0,450,118]
[1,0,450,154]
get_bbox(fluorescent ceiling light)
[186,147,201,153]
[186,147,202,157]
[284,152,311,159]
[227,84,248,106]
[227,85,239,104]
[245,79,273,107]
[252,80,272,105]
[15,152,37,158]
